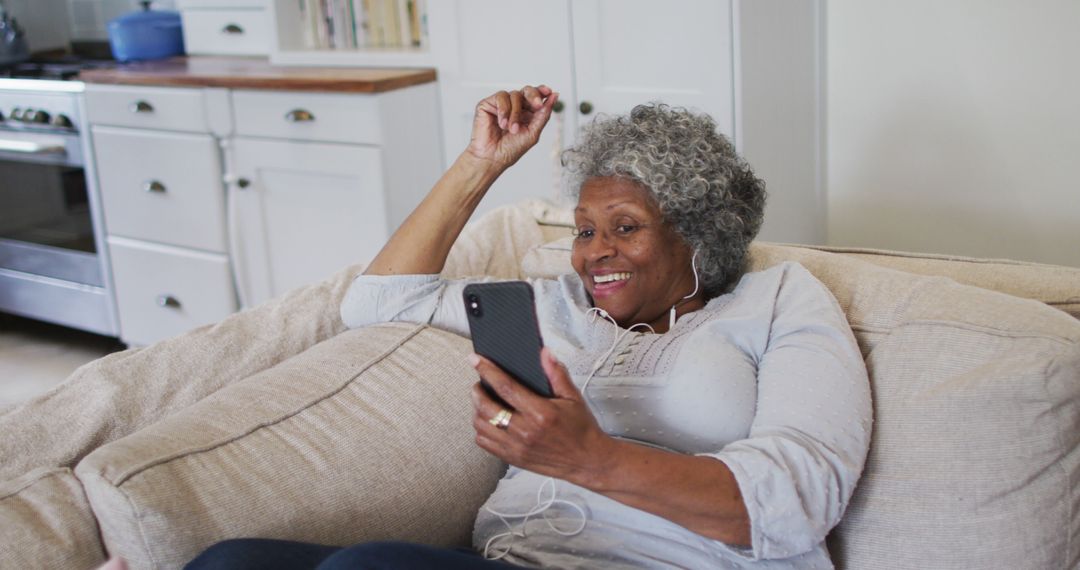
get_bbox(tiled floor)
[0,313,126,409]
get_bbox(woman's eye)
[615,224,637,235]
[574,228,595,240]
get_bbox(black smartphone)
[463,281,553,399]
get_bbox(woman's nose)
[584,231,617,262]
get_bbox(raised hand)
[466,85,559,173]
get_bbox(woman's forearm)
[574,438,752,547]
[364,152,502,276]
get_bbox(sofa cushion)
[75,323,503,569]
[0,467,107,569]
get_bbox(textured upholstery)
[0,468,106,569]
[75,323,504,568]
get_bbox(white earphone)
[668,249,701,329]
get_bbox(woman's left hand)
[470,348,614,484]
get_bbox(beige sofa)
[1,202,1078,569]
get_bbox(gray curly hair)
[562,103,766,298]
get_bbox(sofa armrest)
[75,323,504,569]
[0,263,363,479]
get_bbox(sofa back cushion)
[519,234,1080,321]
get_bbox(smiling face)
[571,177,704,332]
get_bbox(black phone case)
[463,281,553,398]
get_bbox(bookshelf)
[269,0,433,68]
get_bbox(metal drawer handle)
[285,109,315,123]
[222,23,245,34]
[130,100,154,114]
[156,295,181,309]
[143,180,167,193]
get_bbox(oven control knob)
[30,110,51,124]
[51,113,73,128]
[11,107,23,121]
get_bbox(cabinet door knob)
[156,295,181,309]
[552,100,565,113]
[285,109,315,123]
[222,23,245,35]
[236,177,251,189]
[579,101,594,115]
[143,180,166,193]
[130,100,154,114]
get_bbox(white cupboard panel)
[232,90,383,145]
[85,84,209,133]
[231,137,388,306]
[93,126,227,252]
[427,0,576,217]
[571,0,735,137]
[108,237,236,346]
[182,8,271,56]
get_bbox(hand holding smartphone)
[463,281,553,399]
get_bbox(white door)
[570,0,736,138]
[229,137,388,307]
[428,0,577,217]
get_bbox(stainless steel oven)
[0,76,118,336]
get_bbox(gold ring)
[489,409,513,430]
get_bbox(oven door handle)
[0,138,67,156]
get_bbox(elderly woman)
[187,85,871,569]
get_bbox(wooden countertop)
[77,56,436,93]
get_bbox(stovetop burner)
[0,56,116,81]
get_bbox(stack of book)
[300,0,427,50]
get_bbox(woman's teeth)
[594,272,632,284]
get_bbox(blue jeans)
[184,538,521,569]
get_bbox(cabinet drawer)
[232,90,382,144]
[85,85,208,133]
[93,126,226,252]
[109,237,236,346]
[182,9,270,56]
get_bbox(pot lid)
[109,1,180,26]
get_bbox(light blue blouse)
[340,261,872,569]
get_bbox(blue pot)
[108,3,185,62]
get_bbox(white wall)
[3,0,178,46]
[826,1,1080,267]
[66,0,177,41]
[3,0,70,51]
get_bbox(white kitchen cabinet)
[429,0,826,243]
[92,126,227,253]
[107,237,235,347]
[227,138,388,306]
[178,0,271,56]
[87,84,237,346]
[225,83,441,308]
[88,79,442,343]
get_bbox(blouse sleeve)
[339,273,487,338]
[702,262,873,561]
